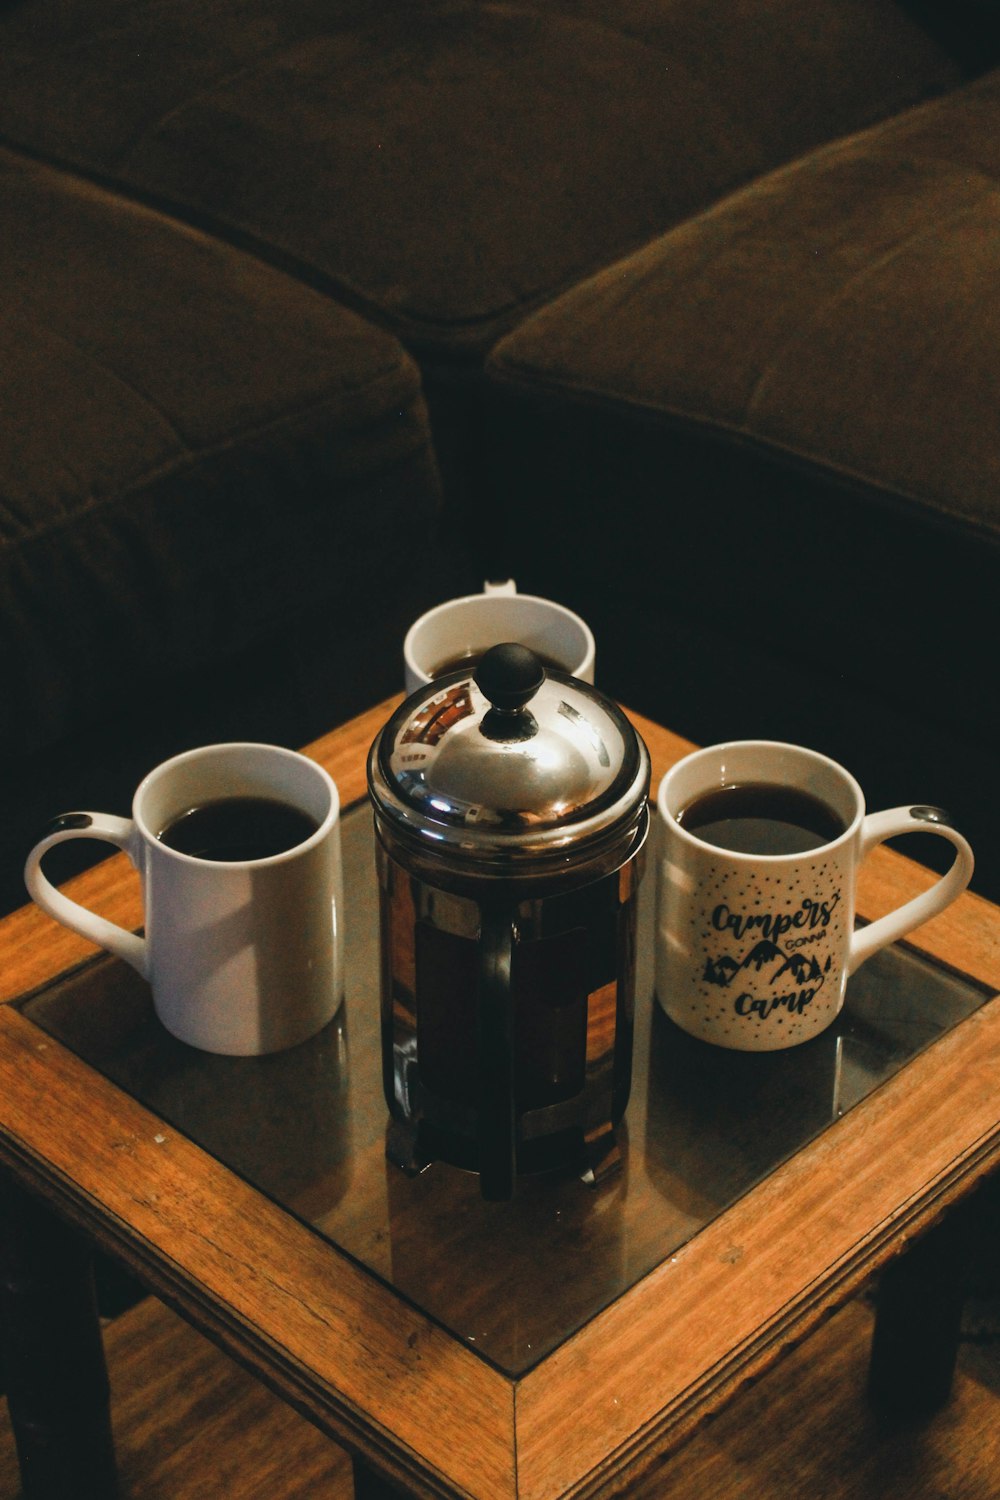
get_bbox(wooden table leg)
[0,1171,119,1499]
[352,1455,415,1499]
[868,1200,971,1417]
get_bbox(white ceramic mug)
[24,743,343,1056]
[403,579,595,693]
[655,741,974,1051]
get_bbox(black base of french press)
[384,1115,625,1191]
[579,1125,622,1186]
[385,1117,435,1177]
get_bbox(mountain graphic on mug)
[702,942,831,989]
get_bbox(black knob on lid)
[474,643,546,711]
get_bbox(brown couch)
[485,64,1000,895]
[0,0,997,911]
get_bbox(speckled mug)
[655,741,974,1051]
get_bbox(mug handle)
[478,907,517,1201]
[847,806,974,976]
[24,813,149,977]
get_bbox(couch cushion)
[0,0,975,362]
[483,68,1000,839]
[487,67,1000,545]
[0,148,441,759]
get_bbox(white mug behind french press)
[367,644,650,1200]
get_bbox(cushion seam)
[1,368,424,555]
[485,362,1000,545]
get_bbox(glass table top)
[19,800,990,1376]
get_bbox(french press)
[367,643,650,1199]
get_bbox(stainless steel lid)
[367,643,650,873]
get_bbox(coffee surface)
[429,647,564,678]
[158,796,318,861]
[677,781,846,855]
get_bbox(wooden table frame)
[1,699,998,1499]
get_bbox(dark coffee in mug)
[158,796,319,862]
[676,781,846,856]
[429,647,564,679]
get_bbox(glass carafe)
[367,645,650,1199]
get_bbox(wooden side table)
[1,701,998,1499]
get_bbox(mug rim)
[657,739,865,864]
[133,741,340,868]
[404,589,595,683]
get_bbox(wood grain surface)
[3,1291,997,1500]
[516,989,1000,1497]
